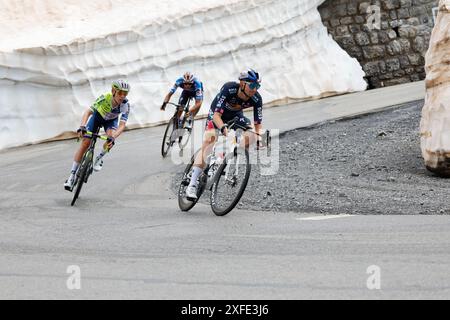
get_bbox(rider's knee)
[203,129,217,143]
[81,139,91,148]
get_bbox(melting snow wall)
[0,0,367,150]
[420,0,450,176]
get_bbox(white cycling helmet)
[183,72,194,84]
[112,79,130,92]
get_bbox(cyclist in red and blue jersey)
[185,69,263,200]
[161,72,204,129]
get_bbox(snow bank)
[0,0,367,150]
[420,0,450,176]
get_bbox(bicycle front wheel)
[178,119,192,150]
[210,147,251,216]
[178,149,204,212]
[71,150,93,206]
[161,117,176,157]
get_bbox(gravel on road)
[174,100,450,215]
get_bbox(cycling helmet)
[112,79,130,92]
[183,72,194,84]
[239,69,260,83]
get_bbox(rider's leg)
[94,124,116,172]
[65,138,91,190]
[65,114,99,189]
[190,99,202,117]
[178,93,189,125]
[188,128,217,188]
[68,138,90,175]
[186,131,216,199]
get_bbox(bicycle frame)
[71,130,109,197]
[167,98,193,124]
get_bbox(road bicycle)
[161,98,194,157]
[70,130,110,206]
[178,117,271,216]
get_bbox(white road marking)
[296,214,353,221]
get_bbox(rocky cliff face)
[319,0,439,89]
[420,0,450,176]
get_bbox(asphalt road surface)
[1,83,449,299]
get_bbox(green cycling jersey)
[90,93,130,122]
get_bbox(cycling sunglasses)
[245,81,261,90]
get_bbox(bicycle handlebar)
[166,102,185,109]
[81,131,109,141]
[221,117,271,150]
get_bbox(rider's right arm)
[213,112,227,136]
[169,78,183,95]
[81,109,93,126]
[163,92,172,104]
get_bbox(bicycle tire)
[210,147,251,216]
[161,117,176,157]
[71,150,93,206]
[178,149,205,212]
[178,99,193,150]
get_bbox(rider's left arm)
[254,123,263,144]
[190,99,202,115]
[254,123,263,136]
[112,121,127,139]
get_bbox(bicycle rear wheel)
[161,117,176,157]
[210,147,251,216]
[178,149,205,211]
[71,150,93,206]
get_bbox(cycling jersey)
[90,93,130,123]
[207,82,263,127]
[169,77,204,101]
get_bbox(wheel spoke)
[211,148,251,216]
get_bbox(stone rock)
[397,8,411,19]
[393,70,406,76]
[379,61,387,73]
[413,36,427,54]
[399,55,411,67]
[362,45,386,59]
[359,2,371,15]
[347,2,358,15]
[355,32,371,45]
[340,17,354,25]
[349,24,361,33]
[382,0,401,10]
[408,53,423,65]
[386,58,401,71]
[420,0,450,177]
[399,25,417,38]
[400,0,412,7]
[336,4,348,17]
[363,62,381,76]
[385,76,411,85]
[335,34,356,47]
[336,25,349,36]
[354,15,366,24]
[387,39,403,55]
[369,31,379,44]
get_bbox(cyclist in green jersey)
[64,80,131,191]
